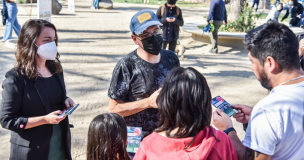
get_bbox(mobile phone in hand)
[212,96,238,117]
[169,17,174,19]
[58,104,79,117]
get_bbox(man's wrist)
[224,127,236,135]
[145,98,153,109]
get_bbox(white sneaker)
[1,39,6,42]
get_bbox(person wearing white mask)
[0,19,74,160]
[266,3,283,22]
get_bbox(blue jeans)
[94,0,99,9]
[3,3,21,41]
[252,0,259,12]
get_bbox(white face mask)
[277,6,282,10]
[35,41,58,60]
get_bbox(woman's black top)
[0,69,72,160]
[40,76,66,160]
[40,76,63,111]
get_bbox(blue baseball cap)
[130,10,163,35]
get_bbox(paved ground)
[0,1,269,159]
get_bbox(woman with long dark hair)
[0,19,74,160]
[134,67,237,160]
[87,113,131,160]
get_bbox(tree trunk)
[228,0,245,22]
[265,0,270,10]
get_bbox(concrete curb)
[5,39,18,49]
[181,23,304,49]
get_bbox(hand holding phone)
[58,104,79,117]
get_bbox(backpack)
[160,4,180,17]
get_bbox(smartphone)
[169,17,174,19]
[58,104,79,117]
[212,96,238,117]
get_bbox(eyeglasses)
[135,28,162,40]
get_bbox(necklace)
[279,75,304,86]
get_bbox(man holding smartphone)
[156,0,184,52]
[213,21,304,160]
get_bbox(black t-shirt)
[108,49,180,135]
[40,76,63,112]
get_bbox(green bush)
[219,3,263,32]
[19,0,26,3]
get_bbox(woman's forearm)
[25,116,47,129]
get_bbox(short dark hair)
[244,21,300,70]
[87,113,131,160]
[155,67,217,149]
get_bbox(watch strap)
[224,127,236,135]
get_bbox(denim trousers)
[94,0,99,9]
[252,0,259,12]
[3,3,21,41]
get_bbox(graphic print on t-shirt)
[108,49,180,136]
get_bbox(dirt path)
[0,1,268,159]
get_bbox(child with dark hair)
[87,113,131,160]
[134,67,237,160]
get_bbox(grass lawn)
[112,0,209,7]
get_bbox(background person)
[94,0,99,9]
[252,0,260,12]
[156,0,184,52]
[266,3,283,22]
[206,0,227,54]
[281,0,303,26]
[0,19,74,160]
[134,67,238,160]
[213,21,304,160]
[1,0,21,42]
[87,113,131,160]
[108,10,180,158]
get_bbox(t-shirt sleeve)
[108,61,130,101]
[242,107,279,155]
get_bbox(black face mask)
[140,35,163,55]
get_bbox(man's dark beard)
[260,70,273,91]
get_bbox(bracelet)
[224,127,236,135]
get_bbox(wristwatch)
[224,127,236,135]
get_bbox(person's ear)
[265,56,281,74]
[131,34,140,45]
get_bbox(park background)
[0,0,278,159]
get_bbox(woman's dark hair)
[87,113,131,160]
[15,19,62,80]
[155,67,217,149]
[244,20,300,71]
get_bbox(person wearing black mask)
[108,10,180,159]
[156,0,184,52]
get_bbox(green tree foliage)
[219,3,263,32]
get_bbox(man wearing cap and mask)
[156,0,184,52]
[108,10,180,145]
